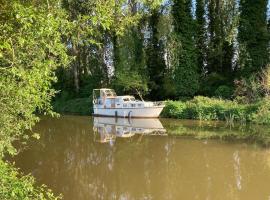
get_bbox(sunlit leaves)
[0,1,70,157]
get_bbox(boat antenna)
[135,88,144,102]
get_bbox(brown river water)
[13,115,270,200]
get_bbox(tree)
[146,7,167,100]
[111,1,147,94]
[196,0,207,75]
[206,0,237,76]
[171,0,199,97]
[0,0,69,156]
[238,0,269,78]
[199,0,238,96]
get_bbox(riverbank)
[161,96,270,125]
[53,98,92,115]
[53,96,270,125]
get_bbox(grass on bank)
[161,96,270,124]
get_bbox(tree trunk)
[72,44,80,94]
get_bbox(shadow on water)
[11,115,270,200]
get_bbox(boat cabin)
[93,89,144,109]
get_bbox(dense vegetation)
[0,160,61,200]
[161,96,270,124]
[0,0,270,199]
[54,0,270,102]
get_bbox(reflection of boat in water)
[93,117,166,143]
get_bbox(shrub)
[252,97,270,124]
[214,85,233,99]
[53,98,92,115]
[0,160,61,200]
[161,96,260,123]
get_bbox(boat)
[92,88,165,118]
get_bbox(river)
[13,115,270,200]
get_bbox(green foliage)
[238,0,269,77]
[195,0,207,73]
[0,1,69,199]
[172,0,199,97]
[200,72,227,96]
[234,75,264,103]
[0,0,69,157]
[252,97,270,124]
[0,160,61,200]
[114,69,148,95]
[214,85,233,99]
[161,96,258,123]
[206,0,238,77]
[53,98,92,115]
[146,7,167,100]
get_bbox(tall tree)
[171,0,199,97]
[112,0,148,94]
[206,0,237,76]
[238,0,269,78]
[146,7,167,100]
[196,0,207,75]
[268,18,270,57]
[199,0,238,97]
[0,0,69,155]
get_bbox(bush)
[161,96,260,123]
[214,85,233,99]
[0,160,61,200]
[252,97,270,124]
[53,98,92,115]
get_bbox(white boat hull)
[93,106,164,118]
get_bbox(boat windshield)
[123,98,129,102]
[123,97,135,101]
[105,89,116,97]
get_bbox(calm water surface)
[13,116,270,200]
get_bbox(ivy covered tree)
[196,0,207,75]
[238,0,269,78]
[112,0,148,95]
[200,0,238,97]
[171,0,199,97]
[146,7,167,100]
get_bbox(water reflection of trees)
[13,116,270,200]
[161,118,270,147]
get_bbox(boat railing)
[144,101,164,107]
[153,101,164,106]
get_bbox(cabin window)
[123,103,127,107]
[131,104,136,107]
[111,99,115,104]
